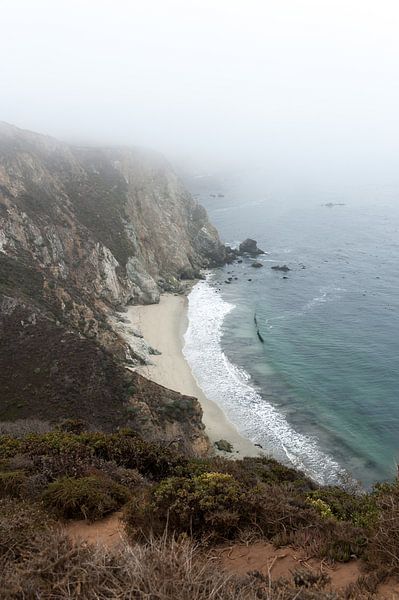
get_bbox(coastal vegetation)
[1,427,399,597]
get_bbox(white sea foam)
[304,287,346,312]
[183,279,345,485]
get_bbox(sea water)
[183,173,399,488]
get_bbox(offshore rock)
[239,238,265,256]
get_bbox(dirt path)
[219,542,361,592]
[65,515,399,598]
[65,511,124,549]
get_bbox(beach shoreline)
[125,293,261,458]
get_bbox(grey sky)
[1,0,399,183]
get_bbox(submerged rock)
[271,265,290,272]
[251,261,263,268]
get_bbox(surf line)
[254,312,264,343]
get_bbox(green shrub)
[307,497,334,519]
[176,456,315,492]
[42,475,130,520]
[0,430,188,480]
[307,487,378,528]
[125,472,244,540]
[0,435,22,459]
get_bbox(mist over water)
[184,173,399,488]
[2,0,399,487]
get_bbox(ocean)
[183,172,399,488]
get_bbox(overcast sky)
[1,0,399,184]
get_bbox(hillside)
[0,122,226,449]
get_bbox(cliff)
[0,122,223,453]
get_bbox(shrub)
[242,482,320,539]
[0,430,188,480]
[176,456,315,492]
[0,435,22,458]
[366,482,399,572]
[125,472,244,540]
[307,487,378,528]
[308,497,334,519]
[57,418,87,434]
[125,474,320,543]
[0,470,27,498]
[0,499,52,566]
[42,475,130,520]
[276,518,367,562]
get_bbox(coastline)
[125,293,261,458]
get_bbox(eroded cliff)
[0,122,223,453]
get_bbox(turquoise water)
[187,175,399,488]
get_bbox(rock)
[251,261,263,268]
[238,238,265,256]
[225,280,231,284]
[271,265,290,272]
[214,439,233,453]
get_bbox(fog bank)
[2,0,399,186]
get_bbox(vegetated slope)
[1,429,398,599]
[0,122,223,447]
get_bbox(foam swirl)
[183,279,345,485]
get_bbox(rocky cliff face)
[0,122,222,453]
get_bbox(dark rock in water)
[214,439,233,453]
[225,280,231,284]
[251,261,263,268]
[237,259,243,263]
[248,278,252,281]
[271,264,290,272]
[282,276,288,279]
[239,238,265,256]
[234,277,238,280]
[227,276,233,281]
[224,245,240,264]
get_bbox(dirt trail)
[65,511,124,549]
[219,542,361,592]
[65,516,399,598]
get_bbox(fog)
[2,0,399,186]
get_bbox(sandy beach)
[126,294,261,458]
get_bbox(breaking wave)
[183,279,345,485]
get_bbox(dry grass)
[1,527,371,600]
[0,419,52,437]
[0,499,385,599]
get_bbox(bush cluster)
[1,427,399,582]
[42,475,130,520]
[2,499,362,600]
